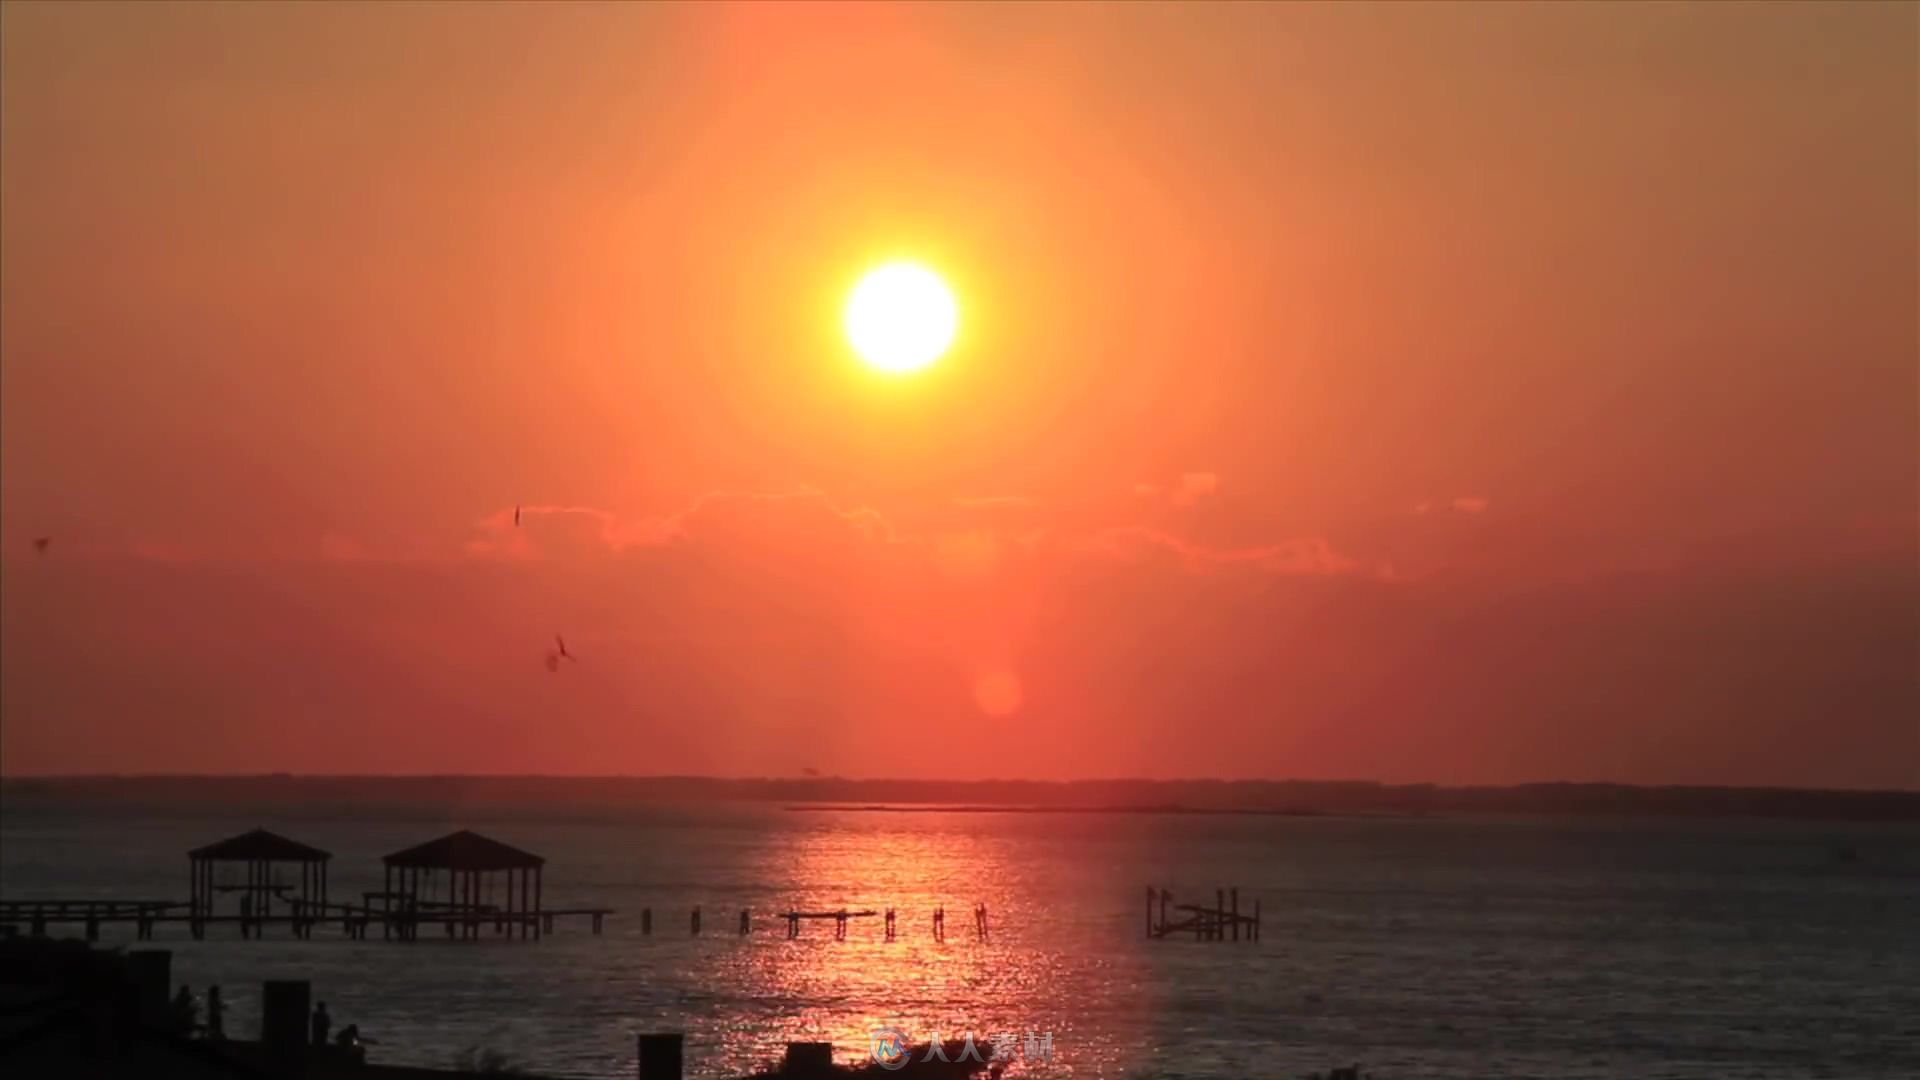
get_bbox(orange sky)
[2,2,1914,786]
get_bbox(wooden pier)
[0,827,614,945]
[0,897,613,942]
[2,826,1029,951]
[781,908,878,939]
[0,899,185,941]
[1146,885,1260,941]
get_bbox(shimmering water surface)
[3,803,1916,1079]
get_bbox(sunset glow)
[2,7,1914,1080]
[0,3,1912,788]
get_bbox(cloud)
[459,485,1384,582]
[1413,496,1491,515]
[1173,472,1220,506]
[319,532,373,562]
[127,540,197,563]
[466,489,897,560]
[23,481,1388,590]
[1066,527,1382,578]
[1135,472,1221,507]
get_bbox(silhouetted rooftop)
[188,828,331,863]
[382,830,544,871]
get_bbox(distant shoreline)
[785,802,1427,818]
[4,775,1917,822]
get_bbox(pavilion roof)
[381,829,545,871]
[188,828,332,863]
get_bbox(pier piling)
[1146,884,1259,944]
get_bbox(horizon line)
[3,772,1916,797]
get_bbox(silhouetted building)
[380,830,546,939]
[187,829,332,935]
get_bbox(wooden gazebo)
[381,829,546,940]
[187,828,332,937]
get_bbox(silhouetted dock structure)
[188,828,331,939]
[0,827,612,943]
[6,825,1015,949]
[1146,885,1259,941]
[0,898,184,941]
[376,829,588,940]
[782,908,878,939]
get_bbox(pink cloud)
[126,540,197,563]
[468,489,898,561]
[1067,526,1382,578]
[460,486,1383,582]
[1413,496,1490,515]
[1172,472,1220,507]
[319,532,373,562]
[1134,472,1221,507]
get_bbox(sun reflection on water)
[688,812,1154,1076]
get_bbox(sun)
[845,261,958,374]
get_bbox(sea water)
[2,801,1916,1079]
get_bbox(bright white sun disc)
[845,262,957,373]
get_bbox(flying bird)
[514,505,521,527]
[33,537,51,555]
[543,633,577,674]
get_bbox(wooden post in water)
[738,909,750,936]
[1253,898,1261,941]
[691,906,701,936]
[1231,888,1239,942]
[641,907,652,935]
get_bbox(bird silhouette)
[514,505,521,527]
[555,634,574,662]
[33,537,51,555]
